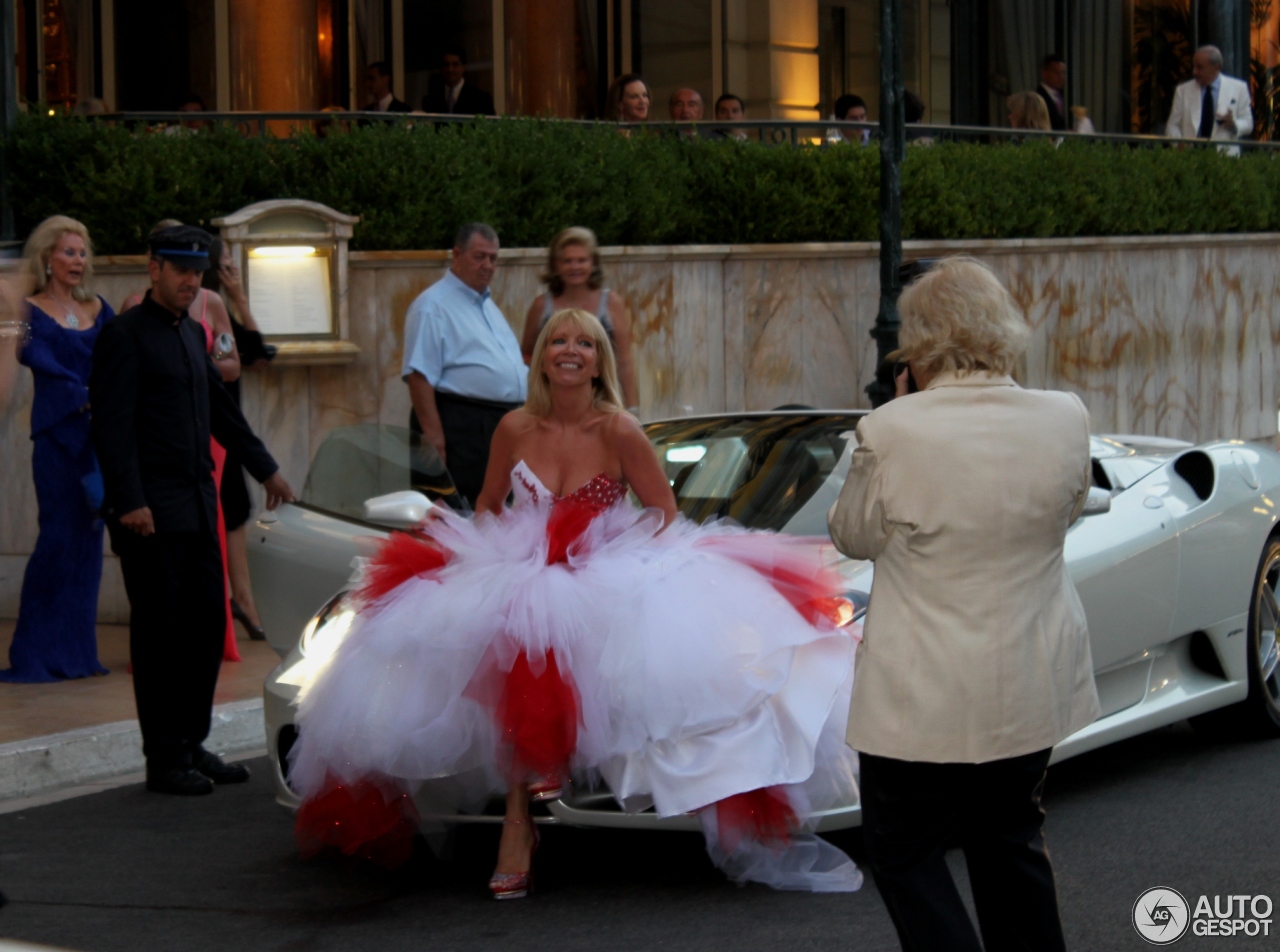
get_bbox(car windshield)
[300,415,858,536]
[300,424,462,521]
[644,414,861,536]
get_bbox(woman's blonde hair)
[524,308,626,418]
[23,215,94,301]
[897,256,1029,379]
[543,226,604,296]
[1007,91,1051,131]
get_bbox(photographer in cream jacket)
[827,256,1099,952]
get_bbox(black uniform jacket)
[89,292,278,534]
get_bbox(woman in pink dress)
[192,289,241,662]
[290,309,862,898]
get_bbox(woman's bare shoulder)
[498,408,541,436]
[204,288,232,323]
[601,408,646,445]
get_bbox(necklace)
[47,294,80,329]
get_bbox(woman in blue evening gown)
[0,216,112,683]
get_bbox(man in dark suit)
[421,47,495,116]
[90,226,295,796]
[364,61,411,113]
[1035,54,1068,132]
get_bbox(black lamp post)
[866,0,905,408]
[0,0,15,243]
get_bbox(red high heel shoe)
[488,818,539,900]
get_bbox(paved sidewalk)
[0,622,280,803]
[0,623,278,744]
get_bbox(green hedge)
[7,114,1280,254]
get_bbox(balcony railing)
[79,111,1280,152]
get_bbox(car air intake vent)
[1189,631,1226,679]
[1090,459,1112,491]
[277,724,300,792]
[1173,451,1214,501]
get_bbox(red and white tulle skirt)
[288,498,862,892]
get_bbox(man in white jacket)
[1166,45,1253,148]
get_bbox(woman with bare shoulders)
[203,236,273,644]
[1,217,113,682]
[289,310,862,897]
[520,227,639,410]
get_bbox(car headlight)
[298,592,356,665]
[810,591,868,628]
[277,592,356,694]
[844,590,869,621]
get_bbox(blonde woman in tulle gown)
[289,308,863,898]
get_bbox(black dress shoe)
[146,766,214,796]
[230,600,268,641]
[193,748,251,784]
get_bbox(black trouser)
[859,748,1065,952]
[411,392,520,509]
[111,524,226,769]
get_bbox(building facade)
[13,0,1279,137]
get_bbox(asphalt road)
[0,722,1277,952]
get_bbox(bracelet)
[0,320,30,344]
[212,332,235,360]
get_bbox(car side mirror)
[1081,486,1112,516]
[362,490,434,528]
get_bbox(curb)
[0,698,265,802]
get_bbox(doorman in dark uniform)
[90,226,295,796]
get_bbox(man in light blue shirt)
[403,223,527,506]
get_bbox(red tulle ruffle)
[294,774,420,868]
[545,497,598,565]
[696,536,843,628]
[497,650,580,779]
[355,531,451,602]
[714,786,799,853]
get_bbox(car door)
[1067,475,1180,673]
[248,422,455,656]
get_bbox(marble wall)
[3,233,1278,621]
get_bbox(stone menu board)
[248,252,333,336]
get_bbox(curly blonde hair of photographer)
[24,215,95,302]
[542,226,604,296]
[897,256,1029,380]
[524,308,626,418]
